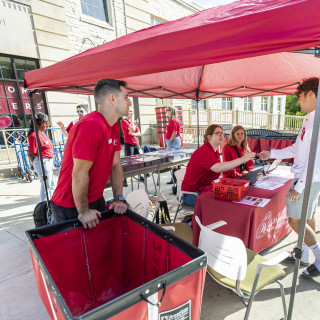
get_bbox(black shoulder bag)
[233,146,246,172]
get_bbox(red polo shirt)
[28,131,54,158]
[120,118,140,145]
[165,118,180,139]
[182,142,221,192]
[222,144,254,178]
[66,119,78,133]
[51,111,121,207]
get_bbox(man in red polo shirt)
[120,106,141,187]
[51,79,131,229]
[57,104,89,138]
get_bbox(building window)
[0,54,47,129]
[150,15,165,26]
[222,98,232,110]
[277,97,281,112]
[243,97,252,111]
[261,97,267,111]
[191,99,206,109]
[81,0,109,22]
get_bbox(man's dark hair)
[77,104,89,112]
[94,79,127,104]
[295,77,319,98]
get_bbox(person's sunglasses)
[212,131,224,136]
[77,110,84,114]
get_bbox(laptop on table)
[239,166,264,185]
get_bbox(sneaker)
[167,179,174,185]
[284,255,310,267]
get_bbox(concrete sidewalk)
[0,175,319,320]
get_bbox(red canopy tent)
[24,1,320,319]
[25,0,320,95]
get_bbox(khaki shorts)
[286,179,320,220]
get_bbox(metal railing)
[182,108,302,143]
[0,127,65,165]
[182,108,304,131]
[0,128,23,164]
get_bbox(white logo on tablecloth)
[256,211,288,239]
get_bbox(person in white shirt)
[259,77,320,278]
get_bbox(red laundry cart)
[26,210,207,320]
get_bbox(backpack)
[33,201,51,228]
[142,145,157,153]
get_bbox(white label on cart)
[159,300,191,320]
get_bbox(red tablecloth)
[191,178,292,253]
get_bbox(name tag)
[108,138,113,144]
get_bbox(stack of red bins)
[212,178,250,201]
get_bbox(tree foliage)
[285,95,306,116]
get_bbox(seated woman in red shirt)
[222,125,254,178]
[181,124,255,206]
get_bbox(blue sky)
[194,0,235,9]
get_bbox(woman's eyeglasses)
[212,131,225,136]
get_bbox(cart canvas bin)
[26,210,207,320]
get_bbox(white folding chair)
[126,189,155,219]
[127,189,193,243]
[195,216,289,320]
[172,168,198,222]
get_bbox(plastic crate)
[212,178,250,201]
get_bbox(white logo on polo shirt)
[108,138,112,144]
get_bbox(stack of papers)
[254,175,290,190]
[233,196,271,207]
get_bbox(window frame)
[191,99,207,109]
[150,15,166,26]
[261,96,268,112]
[243,97,252,111]
[0,53,48,129]
[80,0,110,23]
[277,97,281,112]
[222,98,232,110]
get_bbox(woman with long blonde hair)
[165,106,181,150]
[222,125,254,178]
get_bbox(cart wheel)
[17,166,23,179]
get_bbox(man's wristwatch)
[115,195,125,201]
